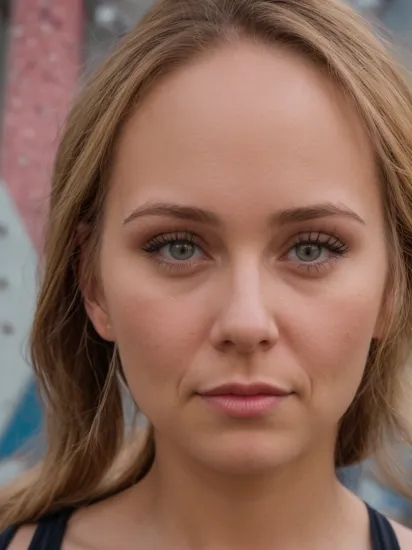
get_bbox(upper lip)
[200,383,291,397]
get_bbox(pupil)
[170,242,194,260]
[297,244,321,262]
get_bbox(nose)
[210,268,279,355]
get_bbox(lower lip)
[200,394,288,418]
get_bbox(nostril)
[218,338,273,353]
[216,339,235,352]
[260,339,271,350]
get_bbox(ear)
[84,295,115,343]
[77,224,115,343]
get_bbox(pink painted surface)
[0,0,83,253]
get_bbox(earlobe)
[84,298,115,342]
[77,223,115,342]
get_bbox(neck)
[134,438,362,550]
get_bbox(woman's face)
[86,41,388,473]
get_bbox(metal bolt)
[0,322,14,335]
[0,277,9,290]
[0,223,8,238]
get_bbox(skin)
[10,40,412,549]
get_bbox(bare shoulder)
[391,519,412,549]
[7,525,36,550]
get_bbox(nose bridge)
[227,263,265,319]
[211,258,278,352]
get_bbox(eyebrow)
[122,201,365,227]
[271,203,365,226]
[123,202,221,225]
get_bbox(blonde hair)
[2,0,412,529]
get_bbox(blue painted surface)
[0,379,43,459]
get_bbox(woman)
[1,0,412,548]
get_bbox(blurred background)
[0,0,412,524]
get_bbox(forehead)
[109,40,380,224]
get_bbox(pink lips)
[199,383,291,418]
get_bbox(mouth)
[198,383,293,419]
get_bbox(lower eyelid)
[152,257,209,275]
[280,245,346,271]
[292,254,342,274]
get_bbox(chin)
[187,430,307,475]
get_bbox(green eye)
[142,231,205,266]
[166,241,197,261]
[294,244,322,262]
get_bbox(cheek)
[284,275,385,420]
[101,271,208,416]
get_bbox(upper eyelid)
[147,231,197,241]
[293,231,343,242]
[142,231,202,248]
[279,231,342,249]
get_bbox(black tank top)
[0,504,401,549]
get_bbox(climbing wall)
[0,0,83,484]
[0,0,157,487]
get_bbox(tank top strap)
[0,526,18,550]
[367,504,401,550]
[27,508,75,550]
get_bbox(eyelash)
[141,231,204,272]
[141,230,348,273]
[142,231,198,252]
[287,231,348,273]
